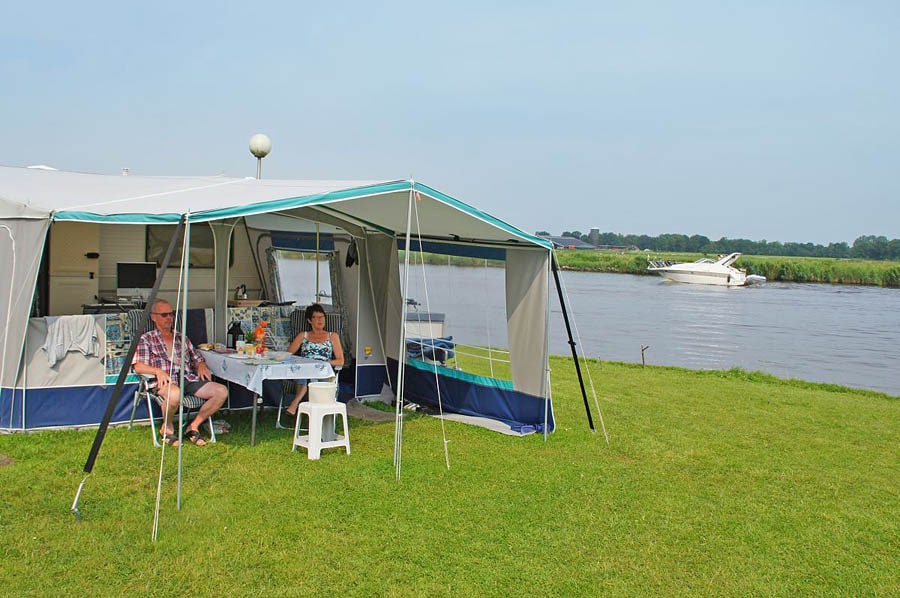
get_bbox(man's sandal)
[184,429,207,446]
[160,432,180,447]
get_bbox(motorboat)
[647,252,766,286]
[404,298,453,364]
[402,298,447,337]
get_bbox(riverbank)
[400,250,900,287]
[555,250,900,287]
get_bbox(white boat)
[647,252,766,286]
[404,299,447,338]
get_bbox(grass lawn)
[1,358,897,596]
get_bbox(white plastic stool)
[292,401,351,460]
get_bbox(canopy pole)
[551,252,594,431]
[0,224,18,429]
[393,183,416,479]
[153,220,191,541]
[315,223,321,303]
[543,254,553,442]
[73,217,185,521]
[176,215,191,510]
[410,198,451,470]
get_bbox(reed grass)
[0,358,897,595]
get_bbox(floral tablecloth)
[199,350,333,394]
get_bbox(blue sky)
[2,1,897,244]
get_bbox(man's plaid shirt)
[133,329,205,385]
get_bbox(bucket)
[308,381,337,404]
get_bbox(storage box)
[308,381,337,404]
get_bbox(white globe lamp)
[249,133,272,179]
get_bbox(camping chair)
[125,309,216,446]
[274,307,343,429]
[130,374,217,447]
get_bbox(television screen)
[117,262,157,291]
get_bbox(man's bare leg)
[157,385,182,446]
[185,382,228,445]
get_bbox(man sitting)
[132,299,227,446]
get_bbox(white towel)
[42,315,99,367]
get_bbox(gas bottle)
[253,321,268,354]
[226,321,244,349]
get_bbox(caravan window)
[274,250,332,305]
[145,224,234,268]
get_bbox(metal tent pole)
[393,183,416,479]
[550,252,594,431]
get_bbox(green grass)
[1,359,897,595]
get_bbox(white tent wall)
[333,234,393,396]
[0,217,49,389]
[505,248,552,396]
[367,233,404,365]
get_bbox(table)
[199,350,334,445]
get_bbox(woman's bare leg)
[285,384,308,414]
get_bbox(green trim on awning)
[52,212,183,224]
[106,373,141,385]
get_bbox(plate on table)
[227,353,251,359]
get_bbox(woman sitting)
[283,303,344,418]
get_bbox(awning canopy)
[0,166,551,250]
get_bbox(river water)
[280,260,900,396]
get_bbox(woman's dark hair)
[305,303,326,322]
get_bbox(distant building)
[589,228,599,246]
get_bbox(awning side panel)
[0,218,50,389]
[505,248,551,397]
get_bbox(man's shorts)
[183,380,213,396]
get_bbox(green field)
[1,358,897,595]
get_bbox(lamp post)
[248,133,272,179]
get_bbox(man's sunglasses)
[153,311,176,318]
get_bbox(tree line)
[536,231,900,261]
